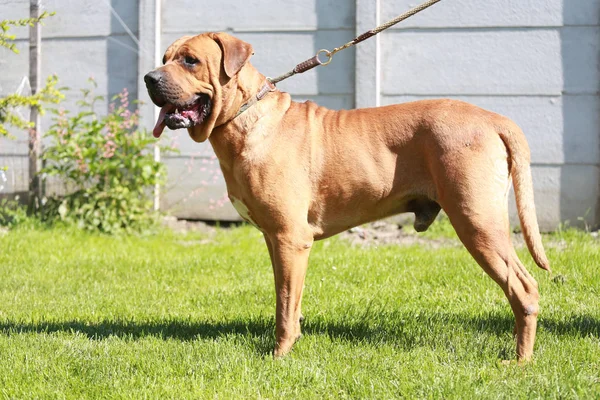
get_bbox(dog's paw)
[273,332,303,359]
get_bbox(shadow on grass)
[0,312,597,355]
[0,317,275,355]
[0,318,273,340]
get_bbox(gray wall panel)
[509,165,600,231]
[162,0,354,32]
[382,0,562,28]
[381,29,563,96]
[1,35,138,152]
[561,26,600,95]
[382,0,600,28]
[2,0,138,39]
[0,0,29,38]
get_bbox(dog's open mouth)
[152,94,212,138]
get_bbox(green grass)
[0,222,598,399]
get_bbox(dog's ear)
[212,32,254,78]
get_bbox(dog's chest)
[229,196,260,228]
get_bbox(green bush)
[41,82,175,234]
[0,197,28,228]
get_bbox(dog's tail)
[499,122,551,272]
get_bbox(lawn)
[0,221,598,398]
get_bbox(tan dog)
[144,32,549,361]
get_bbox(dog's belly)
[310,204,408,240]
[309,182,435,240]
[307,137,436,239]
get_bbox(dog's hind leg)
[439,184,539,361]
[461,229,538,361]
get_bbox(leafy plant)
[41,81,175,234]
[0,12,63,139]
[0,197,28,227]
[0,11,54,52]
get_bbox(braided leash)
[235,0,443,118]
[269,0,444,85]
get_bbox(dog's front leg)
[265,231,313,358]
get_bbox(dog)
[144,32,550,361]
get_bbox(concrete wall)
[1,0,598,229]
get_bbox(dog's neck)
[209,63,290,170]
[218,63,269,124]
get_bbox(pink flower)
[76,159,88,173]
[103,140,117,158]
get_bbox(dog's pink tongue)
[153,106,170,138]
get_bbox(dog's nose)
[144,70,162,86]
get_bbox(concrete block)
[162,0,354,33]
[1,35,138,99]
[562,0,600,26]
[509,165,600,230]
[562,95,600,165]
[381,29,563,96]
[561,27,600,95]
[382,1,599,28]
[0,0,29,39]
[1,35,138,154]
[382,0,563,28]
[0,0,138,39]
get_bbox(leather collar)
[234,80,276,118]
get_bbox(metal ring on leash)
[316,49,333,66]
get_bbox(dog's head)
[144,32,253,142]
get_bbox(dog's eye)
[184,56,199,66]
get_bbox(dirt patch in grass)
[162,216,218,246]
[162,216,217,234]
[163,215,597,250]
[340,220,462,248]
[339,219,593,250]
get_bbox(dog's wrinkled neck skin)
[216,62,268,127]
[208,62,290,171]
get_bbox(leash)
[269,0,443,85]
[235,0,444,118]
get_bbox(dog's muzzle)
[144,70,212,138]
